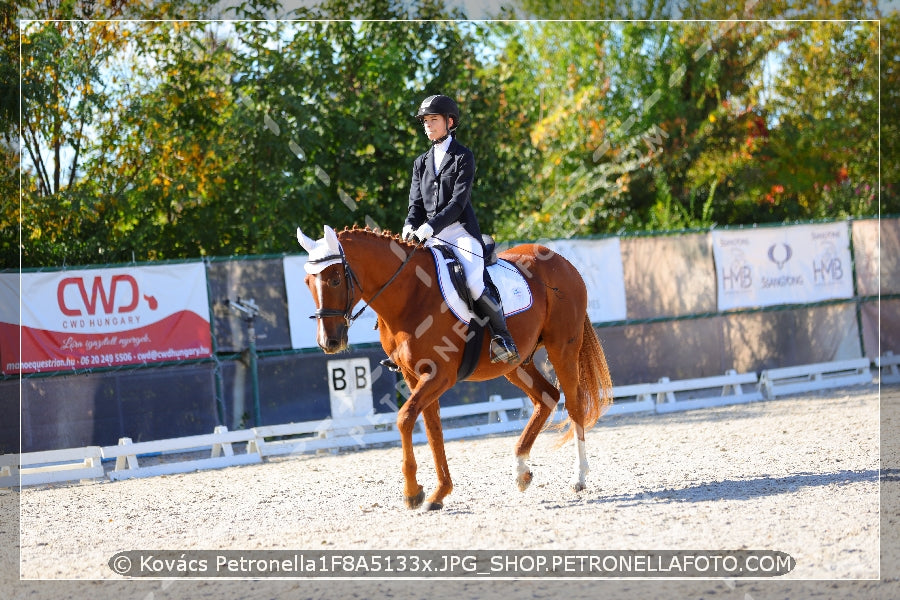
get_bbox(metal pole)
[248,318,261,427]
[225,297,262,428]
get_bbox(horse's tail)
[557,315,614,446]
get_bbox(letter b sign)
[327,358,373,419]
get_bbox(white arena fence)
[0,356,884,489]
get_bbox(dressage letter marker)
[327,358,374,420]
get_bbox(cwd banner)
[0,263,212,375]
[711,222,854,311]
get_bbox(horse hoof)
[404,489,425,509]
[423,501,443,511]
[572,481,586,493]
[516,471,533,492]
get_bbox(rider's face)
[422,114,450,141]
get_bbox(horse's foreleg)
[505,363,560,492]
[396,397,425,510]
[420,401,452,510]
[396,372,452,510]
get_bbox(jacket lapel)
[422,147,437,183]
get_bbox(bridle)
[308,238,422,326]
[308,246,362,326]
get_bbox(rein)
[309,238,422,325]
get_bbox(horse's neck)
[341,233,428,318]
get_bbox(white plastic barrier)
[875,351,900,384]
[606,369,762,416]
[757,358,873,399]
[1,360,874,488]
[17,447,104,486]
[250,395,528,456]
[0,452,18,488]
[0,396,527,487]
[101,426,261,481]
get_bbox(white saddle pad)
[430,249,533,325]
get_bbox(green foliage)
[881,12,900,214]
[3,0,891,269]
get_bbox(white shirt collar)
[434,135,452,153]
[433,135,453,174]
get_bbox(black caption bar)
[109,550,795,578]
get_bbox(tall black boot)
[474,286,519,364]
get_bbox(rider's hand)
[402,224,415,242]
[414,223,434,243]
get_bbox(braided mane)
[338,225,418,248]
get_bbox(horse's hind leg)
[544,336,590,492]
[570,424,589,492]
[505,361,561,491]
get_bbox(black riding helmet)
[415,94,460,131]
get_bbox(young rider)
[402,94,519,364]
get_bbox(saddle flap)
[435,246,473,309]
[429,248,533,326]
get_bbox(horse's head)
[297,225,356,353]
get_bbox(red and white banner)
[711,222,854,311]
[0,263,212,374]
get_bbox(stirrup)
[490,335,519,364]
[379,358,400,372]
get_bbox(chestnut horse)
[297,225,613,510]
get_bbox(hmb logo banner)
[711,223,853,311]
[0,263,212,374]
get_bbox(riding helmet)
[415,94,460,130]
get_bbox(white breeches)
[425,222,485,299]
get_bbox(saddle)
[434,234,498,311]
[379,235,532,381]
[432,235,498,381]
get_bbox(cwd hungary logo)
[57,274,158,317]
[767,243,793,270]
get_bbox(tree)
[482,19,794,238]
[881,12,900,213]
[0,1,18,270]
[5,0,890,270]
[489,1,883,236]
[8,0,226,268]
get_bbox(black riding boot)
[474,286,519,364]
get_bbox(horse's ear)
[297,227,317,253]
[323,225,340,254]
